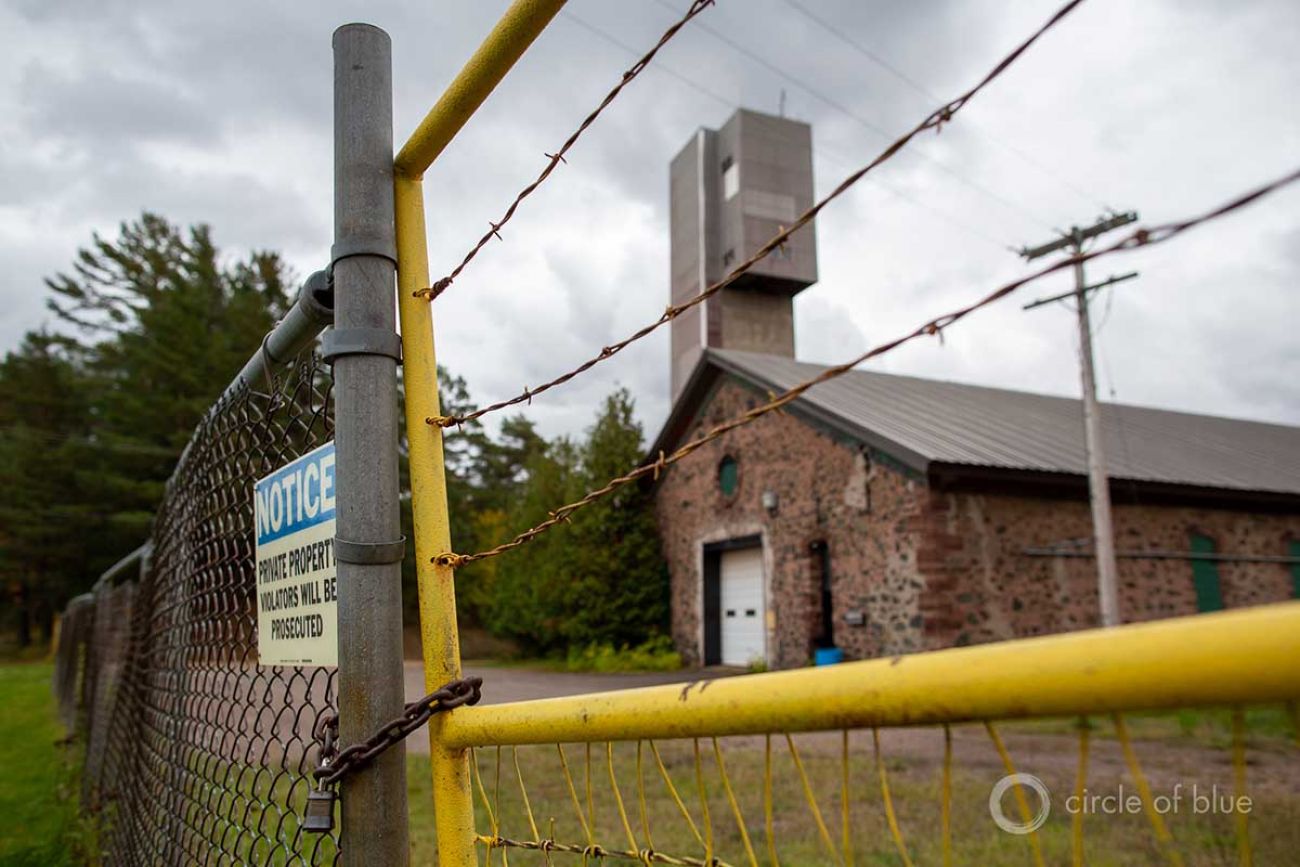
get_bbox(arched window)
[718,455,739,497]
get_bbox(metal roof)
[704,349,1300,496]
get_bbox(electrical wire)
[433,162,1300,566]
[777,0,1115,212]
[429,0,1092,431]
[650,0,1059,231]
[560,8,1011,249]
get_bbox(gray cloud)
[20,64,219,146]
[1,0,1297,449]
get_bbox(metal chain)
[313,676,483,788]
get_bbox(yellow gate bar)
[396,174,477,862]
[395,0,566,179]
[440,602,1300,747]
[393,4,565,863]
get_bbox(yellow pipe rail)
[395,0,565,179]
[393,3,565,864]
[439,603,1300,748]
[396,175,477,862]
[388,3,1299,862]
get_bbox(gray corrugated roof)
[708,349,1300,496]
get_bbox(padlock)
[303,787,336,833]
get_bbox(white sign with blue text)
[254,441,339,667]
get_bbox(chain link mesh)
[52,592,94,734]
[54,353,339,865]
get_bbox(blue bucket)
[814,647,844,666]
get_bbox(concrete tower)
[669,108,817,401]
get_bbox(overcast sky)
[2,0,1297,444]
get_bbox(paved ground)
[402,661,719,755]
[400,662,1300,798]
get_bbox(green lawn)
[0,662,92,867]
[405,730,1300,866]
[4,659,1297,866]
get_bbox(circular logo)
[988,773,1051,834]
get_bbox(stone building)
[651,108,1300,669]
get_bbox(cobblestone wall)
[655,375,1300,668]
[919,491,1300,649]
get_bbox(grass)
[0,661,335,867]
[407,724,1300,866]
[0,662,94,867]
[562,636,682,673]
[5,658,1297,865]
[1010,705,1299,749]
[471,636,683,674]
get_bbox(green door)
[1189,533,1224,613]
[1290,540,1300,599]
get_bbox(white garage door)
[720,547,766,667]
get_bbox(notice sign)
[254,442,338,667]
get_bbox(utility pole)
[1019,212,1138,628]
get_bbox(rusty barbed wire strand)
[476,834,738,867]
[430,166,1300,569]
[414,0,717,303]
[424,0,1088,430]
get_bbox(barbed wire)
[777,0,1115,213]
[652,0,1058,231]
[425,0,1088,430]
[561,8,1014,250]
[414,0,717,303]
[478,835,737,867]
[432,166,1300,569]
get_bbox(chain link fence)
[54,353,340,865]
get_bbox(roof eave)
[929,461,1300,512]
[646,350,934,478]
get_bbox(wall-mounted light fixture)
[761,489,779,515]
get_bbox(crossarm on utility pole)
[1022,270,1138,311]
[1019,213,1139,628]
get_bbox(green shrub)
[564,635,682,673]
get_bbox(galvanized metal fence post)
[332,23,409,865]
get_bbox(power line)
[812,144,1011,247]
[560,8,1010,249]
[428,0,1090,430]
[650,0,1058,232]
[778,0,1114,212]
[436,167,1300,567]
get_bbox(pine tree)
[396,367,548,628]
[47,213,292,541]
[0,333,99,645]
[0,213,294,639]
[563,388,669,648]
[485,388,668,654]
[485,438,582,651]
